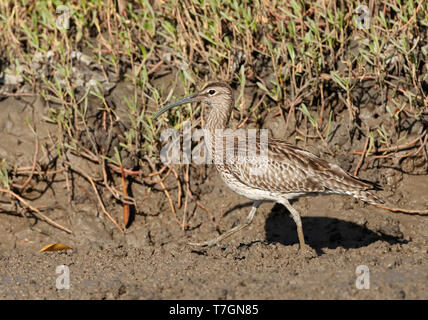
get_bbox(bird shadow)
[265,203,408,256]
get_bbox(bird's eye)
[208,89,216,95]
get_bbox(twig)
[0,188,72,233]
[384,80,424,101]
[353,133,370,177]
[170,166,182,209]
[18,137,38,191]
[143,157,181,225]
[16,168,64,175]
[147,166,167,177]
[0,93,34,97]
[350,133,426,155]
[366,134,427,161]
[68,163,123,233]
[120,163,130,228]
[284,96,301,134]
[158,170,181,226]
[143,168,172,184]
[237,94,266,129]
[147,60,164,76]
[101,159,135,205]
[415,133,428,156]
[77,149,144,176]
[318,83,325,127]
[374,203,428,216]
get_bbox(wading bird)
[154,82,383,254]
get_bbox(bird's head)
[153,82,233,120]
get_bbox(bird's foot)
[188,238,218,248]
[298,244,317,259]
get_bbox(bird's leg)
[279,199,312,253]
[189,200,263,247]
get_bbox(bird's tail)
[350,190,385,205]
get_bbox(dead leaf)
[39,243,72,252]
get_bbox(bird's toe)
[299,244,317,259]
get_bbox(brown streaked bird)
[153,82,383,253]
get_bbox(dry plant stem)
[354,134,370,177]
[338,93,355,122]
[237,94,266,129]
[102,159,121,200]
[315,127,334,155]
[176,4,205,65]
[147,60,164,76]
[0,92,34,97]
[147,166,167,177]
[394,0,424,35]
[182,165,213,221]
[16,168,64,175]
[185,187,212,218]
[416,134,428,158]
[69,163,123,232]
[169,166,182,209]
[374,204,428,216]
[319,83,325,127]
[284,96,302,134]
[78,149,147,177]
[183,186,189,230]
[350,133,427,155]
[63,160,71,194]
[296,129,318,139]
[368,133,427,161]
[78,184,98,207]
[13,137,38,191]
[383,80,423,101]
[108,162,143,177]
[143,157,181,225]
[101,159,135,205]
[120,164,130,228]
[0,188,72,233]
[184,1,211,70]
[182,164,212,221]
[144,168,172,184]
[158,169,182,226]
[19,207,50,236]
[182,164,190,230]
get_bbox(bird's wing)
[222,138,374,194]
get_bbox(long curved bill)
[153,93,199,120]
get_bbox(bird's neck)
[203,102,232,158]
[204,102,232,132]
